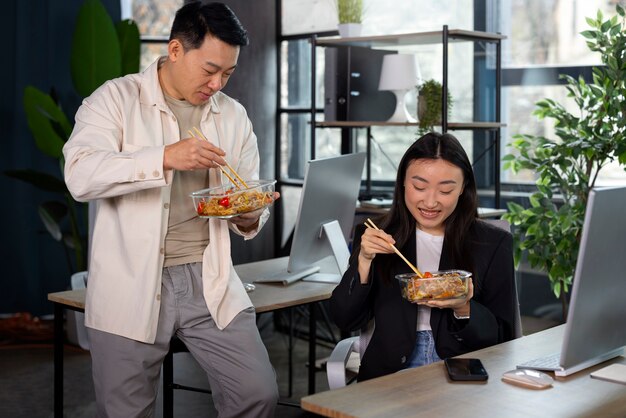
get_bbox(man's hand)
[163,136,227,171]
[229,192,281,232]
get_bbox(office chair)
[327,320,374,389]
[325,219,522,389]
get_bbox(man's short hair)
[170,1,249,50]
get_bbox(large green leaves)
[71,0,121,97]
[23,86,72,158]
[4,169,68,193]
[116,19,141,76]
[39,201,69,241]
[503,5,626,301]
[14,0,140,274]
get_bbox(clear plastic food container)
[190,180,276,219]
[396,270,471,302]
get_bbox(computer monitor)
[517,186,626,376]
[255,153,366,285]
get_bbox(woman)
[330,132,518,382]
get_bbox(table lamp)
[378,54,420,123]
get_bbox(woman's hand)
[357,227,395,284]
[417,278,474,318]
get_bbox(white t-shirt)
[415,228,444,331]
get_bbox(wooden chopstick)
[192,127,249,188]
[187,129,241,189]
[364,218,424,278]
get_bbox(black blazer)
[329,220,518,382]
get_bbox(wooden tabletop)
[301,325,626,418]
[47,256,338,313]
[48,288,86,310]
[236,256,337,313]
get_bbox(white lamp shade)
[378,54,420,91]
[378,54,419,122]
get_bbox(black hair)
[374,132,478,278]
[170,1,249,50]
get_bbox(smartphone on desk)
[444,358,489,381]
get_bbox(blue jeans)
[406,330,442,369]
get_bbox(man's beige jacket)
[63,59,268,343]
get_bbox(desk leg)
[288,308,293,398]
[308,303,316,395]
[53,302,63,418]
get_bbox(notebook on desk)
[516,186,626,377]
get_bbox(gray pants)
[87,263,279,418]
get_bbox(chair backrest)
[484,219,523,338]
[356,320,375,358]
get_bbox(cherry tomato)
[423,272,433,278]
[197,201,206,214]
[218,197,230,207]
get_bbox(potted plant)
[336,0,363,37]
[503,5,626,319]
[417,79,453,135]
[5,0,139,274]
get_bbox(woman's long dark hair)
[374,132,478,278]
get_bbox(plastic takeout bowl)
[396,269,471,302]
[190,179,276,219]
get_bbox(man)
[63,2,279,417]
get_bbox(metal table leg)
[53,302,64,418]
[308,302,317,394]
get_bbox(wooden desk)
[48,256,337,418]
[301,325,626,417]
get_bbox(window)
[120,0,181,70]
[279,0,626,203]
[500,0,626,186]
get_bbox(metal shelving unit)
[310,26,506,206]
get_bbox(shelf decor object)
[338,23,362,38]
[336,0,363,37]
[378,53,420,123]
[417,79,453,135]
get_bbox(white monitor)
[255,153,366,285]
[517,186,626,376]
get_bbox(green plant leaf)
[23,86,72,158]
[4,169,68,194]
[501,4,626,305]
[116,19,140,76]
[336,0,363,24]
[71,0,122,97]
[38,201,68,241]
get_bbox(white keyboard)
[253,265,321,285]
[517,352,562,371]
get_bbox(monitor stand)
[302,220,349,284]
